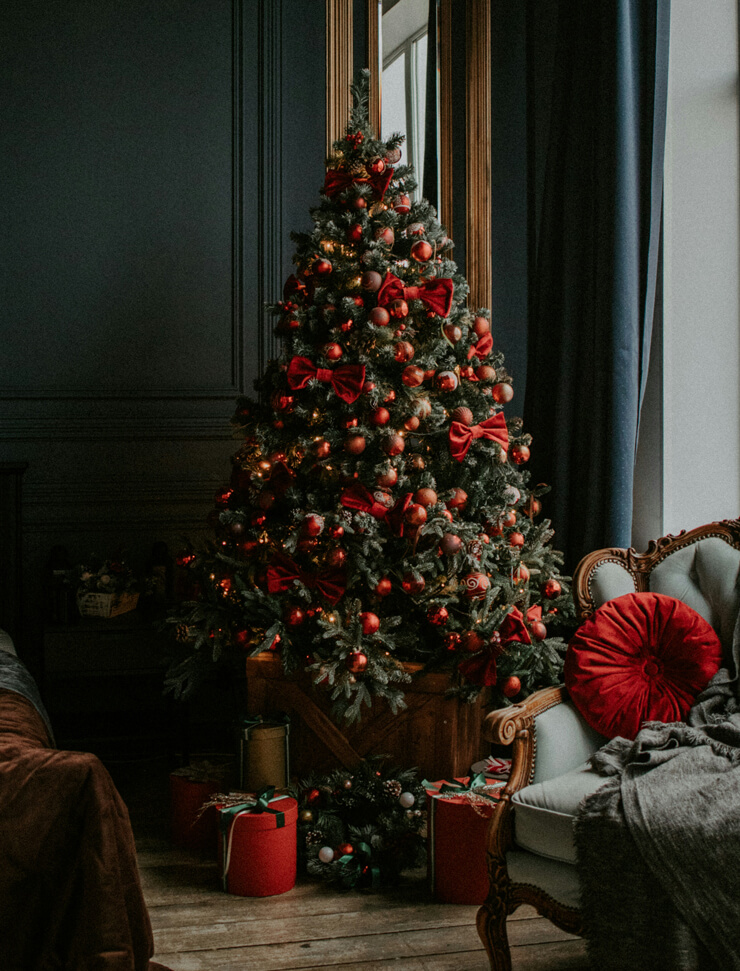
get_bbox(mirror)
[326,0,490,311]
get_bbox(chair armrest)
[482,686,568,860]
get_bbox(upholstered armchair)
[476,519,740,970]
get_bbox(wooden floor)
[112,755,591,971]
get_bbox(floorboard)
[112,755,590,971]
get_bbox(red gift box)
[426,776,503,904]
[218,793,298,897]
[169,773,220,852]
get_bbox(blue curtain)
[523,0,670,572]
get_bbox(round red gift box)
[427,780,497,904]
[218,795,298,896]
[169,774,220,852]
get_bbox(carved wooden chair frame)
[476,518,740,970]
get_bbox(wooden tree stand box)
[245,653,490,781]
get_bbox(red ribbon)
[267,553,345,605]
[458,605,540,687]
[286,356,365,404]
[458,652,499,687]
[340,485,414,536]
[449,412,509,462]
[323,167,394,201]
[467,332,493,360]
[340,483,394,519]
[499,606,531,645]
[377,271,454,318]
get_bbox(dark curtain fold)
[523,0,670,573]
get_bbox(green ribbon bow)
[220,786,286,891]
[336,841,381,891]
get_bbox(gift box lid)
[218,794,297,831]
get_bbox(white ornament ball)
[318,846,335,864]
[504,485,521,505]
[399,791,415,809]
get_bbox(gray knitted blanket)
[574,601,740,970]
[0,651,55,745]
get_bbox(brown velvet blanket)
[0,688,163,971]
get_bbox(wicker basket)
[77,591,139,618]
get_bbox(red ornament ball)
[501,676,521,698]
[328,525,345,539]
[394,194,411,213]
[402,573,425,595]
[375,226,395,246]
[461,630,485,652]
[285,606,306,627]
[414,397,432,418]
[345,434,366,455]
[376,466,398,487]
[492,382,514,404]
[509,531,525,548]
[473,316,491,336]
[411,240,433,263]
[370,407,391,426]
[524,496,542,518]
[502,510,517,528]
[375,577,392,597]
[315,439,331,459]
[514,564,530,584]
[436,370,459,392]
[427,605,449,626]
[450,407,474,426]
[389,298,409,319]
[323,342,343,361]
[234,628,251,648]
[345,652,368,674]
[384,434,405,456]
[368,157,386,175]
[439,533,462,555]
[405,503,427,526]
[370,306,391,327]
[336,842,354,857]
[402,365,425,387]
[511,444,531,465]
[447,488,468,510]
[315,258,332,276]
[360,611,380,635]
[306,788,321,805]
[462,572,491,600]
[530,621,548,641]
[543,579,562,599]
[362,270,383,291]
[325,547,347,569]
[443,632,462,651]
[384,388,397,403]
[414,487,438,507]
[385,146,402,164]
[404,415,420,431]
[302,514,325,537]
[443,323,462,343]
[347,223,364,243]
[475,364,497,382]
[394,340,415,363]
[353,196,368,210]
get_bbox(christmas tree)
[166,71,574,722]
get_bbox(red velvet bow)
[323,167,394,201]
[467,332,493,360]
[377,271,454,318]
[340,483,394,519]
[449,412,509,462]
[340,485,414,536]
[458,651,499,687]
[267,553,345,605]
[499,606,531,645]
[286,356,366,404]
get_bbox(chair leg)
[476,859,513,971]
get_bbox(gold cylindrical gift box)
[238,719,290,789]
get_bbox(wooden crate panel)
[245,653,490,781]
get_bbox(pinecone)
[305,830,324,846]
[174,623,190,643]
[383,780,402,799]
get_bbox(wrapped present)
[425,772,505,905]
[236,714,290,790]
[169,761,229,852]
[218,787,298,896]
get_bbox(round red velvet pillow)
[564,592,723,739]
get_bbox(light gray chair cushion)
[0,629,17,656]
[507,848,582,910]
[512,761,610,864]
[531,698,607,785]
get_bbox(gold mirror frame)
[325,0,491,311]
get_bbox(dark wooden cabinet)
[42,611,175,758]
